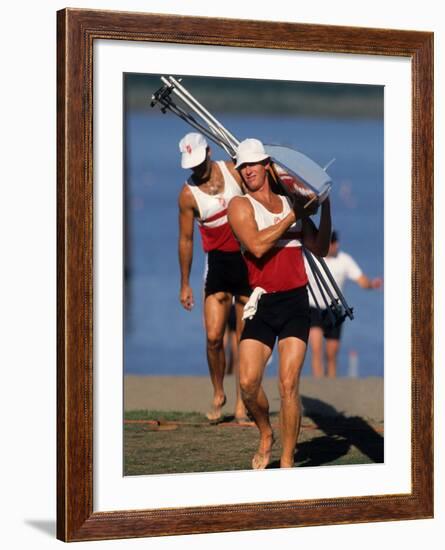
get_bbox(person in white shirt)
[306,231,382,378]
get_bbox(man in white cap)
[177,132,251,422]
[227,138,332,469]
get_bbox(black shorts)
[204,250,251,298]
[240,286,310,350]
[309,307,343,340]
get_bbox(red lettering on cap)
[186,145,192,154]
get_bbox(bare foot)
[234,415,251,424]
[234,404,248,423]
[206,394,227,423]
[252,432,274,470]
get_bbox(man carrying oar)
[228,138,332,468]
[178,132,251,423]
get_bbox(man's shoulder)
[335,250,362,276]
[213,159,234,169]
[179,181,192,197]
[222,159,235,168]
[228,195,251,213]
[329,251,350,266]
[337,250,355,263]
[223,160,243,185]
[337,250,350,259]
[178,182,196,209]
[229,194,248,206]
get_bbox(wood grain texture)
[56,8,434,542]
[410,32,434,517]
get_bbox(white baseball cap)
[235,138,270,169]
[179,132,208,169]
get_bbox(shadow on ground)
[268,396,384,469]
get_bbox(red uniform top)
[187,161,242,253]
[242,195,308,293]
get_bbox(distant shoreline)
[125,74,384,118]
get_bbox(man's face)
[328,240,339,257]
[239,161,269,191]
[191,148,211,180]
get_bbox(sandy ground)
[125,376,384,422]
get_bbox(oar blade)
[264,144,332,203]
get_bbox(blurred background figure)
[306,230,383,378]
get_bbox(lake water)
[124,112,384,378]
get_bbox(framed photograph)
[57,8,433,542]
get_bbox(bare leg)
[309,326,324,378]
[223,324,232,375]
[325,338,340,378]
[233,298,248,420]
[228,331,238,375]
[239,338,274,469]
[204,292,232,421]
[277,337,307,468]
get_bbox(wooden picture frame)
[57,8,433,542]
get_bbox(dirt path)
[125,376,384,422]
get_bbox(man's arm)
[178,186,196,310]
[299,197,332,257]
[356,274,383,289]
[227,196,296,258]
[344,253,383,289]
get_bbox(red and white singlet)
[243,195,308,293]
[187,161,242,253]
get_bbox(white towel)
[242,287,267,320]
